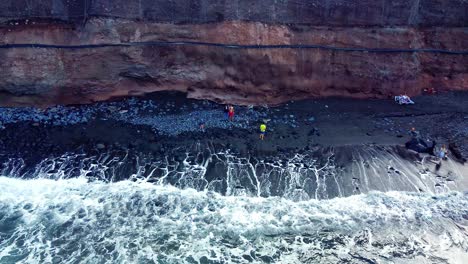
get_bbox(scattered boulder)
[96,143,106,149]
[405,138,435,155]
[449,142,466,163]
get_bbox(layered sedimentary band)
[0,0,467,106]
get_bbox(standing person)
[434,144,448,170]
[228,105,235,121]
[259,123,267,140]
[224,105,230,118]
[438,145,448,160]
[410,127,420,139]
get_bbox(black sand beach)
[1,91,467,197]
[1,91,468,263]
[1,91,467,157]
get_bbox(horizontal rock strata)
[0,0,467,106]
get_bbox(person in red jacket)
[228,105,235,121]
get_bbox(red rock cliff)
[0,0,467,106]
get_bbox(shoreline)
[0,91,467,198]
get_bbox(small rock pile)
[0,97,275,136]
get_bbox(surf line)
[0,41,467,55]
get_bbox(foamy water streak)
[2,145,467,201]
[0,176,467,264]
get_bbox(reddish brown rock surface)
[0,0,467,106]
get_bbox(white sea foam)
[0,176,467,264]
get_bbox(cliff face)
[0,0,467,106]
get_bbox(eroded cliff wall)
[0,0,467,106]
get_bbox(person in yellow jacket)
[259,123,267,140]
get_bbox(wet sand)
[0,91,467,197]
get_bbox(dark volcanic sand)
[1,91,467,158]
[0,91,467,198]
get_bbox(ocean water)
[0,175,467,264]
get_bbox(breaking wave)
[1,176,467,264]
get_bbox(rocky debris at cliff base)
[0,106,92,126]
[0,92,467,161]
[110,109,263,135]
[0,93,300,136]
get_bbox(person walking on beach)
[438,145,448,160]
[228,105,235,121]
[259,123,267,140]
[433,144,448,170]
[224,105,229,118]
[410,127,421,139]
